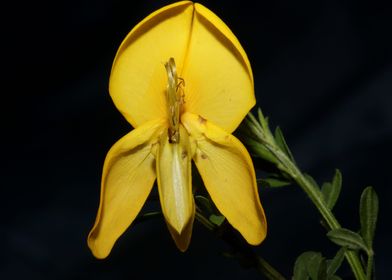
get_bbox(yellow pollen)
[164,57,184,143]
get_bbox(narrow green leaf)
[209,214,225,226]
[247,111,261,128]
[265,116,270,127]
[244,117,264,140]
[304,173,319,189]
[252,142,279,164]
[196,196,226,227]
[360,186,379,249]
[195,195,214,214]
[134,211,162,224]
[322,169,342,210]
[257,107,270,132]
[293,252,311,280]
[321,170,341,210]
[241,134,261,147]
[327,248,345,276]
[293,251,323,280]
[321,183,332,204]
[327,228,369,253]
[332,169,342,193]
[306,253,323,280]
[330,276,342,280]
[257,177,291,188]
[274,126,295,162]
[317,258,327,280]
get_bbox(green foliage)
[241,117,278,164]
[293,251,313,280]
[209,214,225,226]
[326,248,345,277]
[134,211,162,224]
[293,251,327,280]
[317,259,328,280]
[251,141,279,164]
[359,186,379,249]
[233,109,380,279]
[304,173,320,189]
[257,177,291,188]
[321,170,342,210]
[195,195,214,214]
[274,126,295,163]
[307,254,325,280]
[257,108,272,138]
[327,228,369,253]
[195,195,226,227]
[293,250,345,280]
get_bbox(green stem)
[256,256,286,280]
[262,143,367,280]
[296,166,366,280]
[265,144,366,279]
[246,113,367,280]
[366,252,374,280]
[195,211,215,231]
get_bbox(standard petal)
[88,119,164,259]
[182,112,267,245]
[109,1,194,127]
[156,125,195,251]
[181,3,255,133]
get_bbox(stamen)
[165,57,184,143]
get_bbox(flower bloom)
[88,1,267,258]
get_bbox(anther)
[165,58,184,143]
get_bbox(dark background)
[3,0,392,279]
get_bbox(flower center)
[165,57,184,143]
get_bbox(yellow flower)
[88,1,267,258]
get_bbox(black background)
[3,0,392,279]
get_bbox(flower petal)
[166,213,195,252]
[88,119,164,259]
[156,125,194,251]
[182,112,267,245]
[181,3,255,133]
[109,1,194,127]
